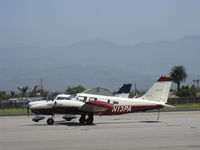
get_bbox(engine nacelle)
[32,115,45,122]
[63,114,77,121]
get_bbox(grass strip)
[161,104,200,111]
[0,108,33,115]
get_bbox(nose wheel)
[47,118,54,125]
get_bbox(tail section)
[114,84,132,98]
[140,76,172,103]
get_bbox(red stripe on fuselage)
[102,105,163,115]
[86,101,113,109]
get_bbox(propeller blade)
[27,106,30,117]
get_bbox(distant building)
[197,91,200,97]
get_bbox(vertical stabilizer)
[115,84,132,98]
[140,76,172,103]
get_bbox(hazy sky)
[1,0,200,48]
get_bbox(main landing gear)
[79,113,94,124]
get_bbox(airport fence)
[168,97,200,105]
[0,101,27,109]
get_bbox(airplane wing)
[79,101,113,113]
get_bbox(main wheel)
[86,113,94,124]
[47,118,54,125]
[86,117,93,124]
[79,115,86,124]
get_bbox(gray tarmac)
[0,111,200,150]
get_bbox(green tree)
[0,91,10,100]
[176,85,197,97]
[30,85,39,97]
[128,90,146,98]
[10,90,16,98]
[65,85,86,95]
[17,86,30,97]
[169,65,187,91]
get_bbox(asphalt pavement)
[0,111,200,150]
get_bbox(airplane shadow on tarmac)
[27,120,162,126]
[25,119,163,126]
[26,121,96,126]
[139,121,161,123]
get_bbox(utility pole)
[134,82,137,96]
[197,79,200,90]
[40,78,43,97]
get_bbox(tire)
[79,115,86,124]
[86,117,93,125]
[47,118,54,125]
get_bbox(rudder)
[140,76,172,103]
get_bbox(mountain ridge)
[1,35,200,91]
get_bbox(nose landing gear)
[47,118,54,125]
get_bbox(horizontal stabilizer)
[159,103,175,108]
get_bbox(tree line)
[0,85,86,100]
[0,65,199,100]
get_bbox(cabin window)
[56,97,70,100]
[99,99,108,103]
[113,101,119,104]
[77,96,87,102]
[89,97,97,101]
[83,97,87,102]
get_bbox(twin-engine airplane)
[29,83,132,123]
[30,76,173,125]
